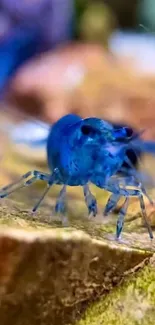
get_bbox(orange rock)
[7,42,155,138]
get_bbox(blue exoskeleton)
[0,114,154,240]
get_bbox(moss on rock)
[77,256,155,325]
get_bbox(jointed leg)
[54,185,69,225]
[103,191,129,239]
[104,176,153,240]
[0,170,60,214]
[55,185,67,215]
[121,157,154,205]
[116,197,129,240]
[121,167,154,205]
[114,187,153,240]
[108,174,153,205]
[138,193,153,239]
[103,193,121,216]
[83,184,97,217]
[0,170,51,198]
[139,186,154,206]
[32,176,56,212]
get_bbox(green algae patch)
[77,256,155,325]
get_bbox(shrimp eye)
[81,125,93,135]
[112,124,135,142]
[124,127,133,138]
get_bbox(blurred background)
[0,0,155,127]
[0,0,155,203]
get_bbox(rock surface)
[77,255,155,325]
[0,202,154,325]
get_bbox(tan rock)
[0,202,153,325]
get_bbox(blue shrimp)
[0,114,154,241]
[9,118,141,170]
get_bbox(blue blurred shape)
[0,0,74,91]
[0,24,40,90]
